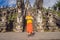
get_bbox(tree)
[56,0,60,7]
[53,0,60,10]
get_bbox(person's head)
[27,11,31,16]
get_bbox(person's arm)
[31,16,33,20]
[25,16,28,19]
[26,16,33,20]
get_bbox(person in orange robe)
[25,11,34,36]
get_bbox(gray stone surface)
[0,32,60,40]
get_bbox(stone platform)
[0,32,60,40]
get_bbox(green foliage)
[53,0,60,10]
[56,0,60,7]
[52,9,60,17]
[43,16,45,19]
[8,13,17,23]
[57,11,60,16]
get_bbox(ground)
[0,32,60,40]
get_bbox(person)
[25,11,35,36]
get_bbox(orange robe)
[26,16,33,33]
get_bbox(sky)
[0,0,16,8]
[43,0,57,8]
[0,0,58,8]
[29,0,58,8]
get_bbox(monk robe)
[26,16,33,34]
